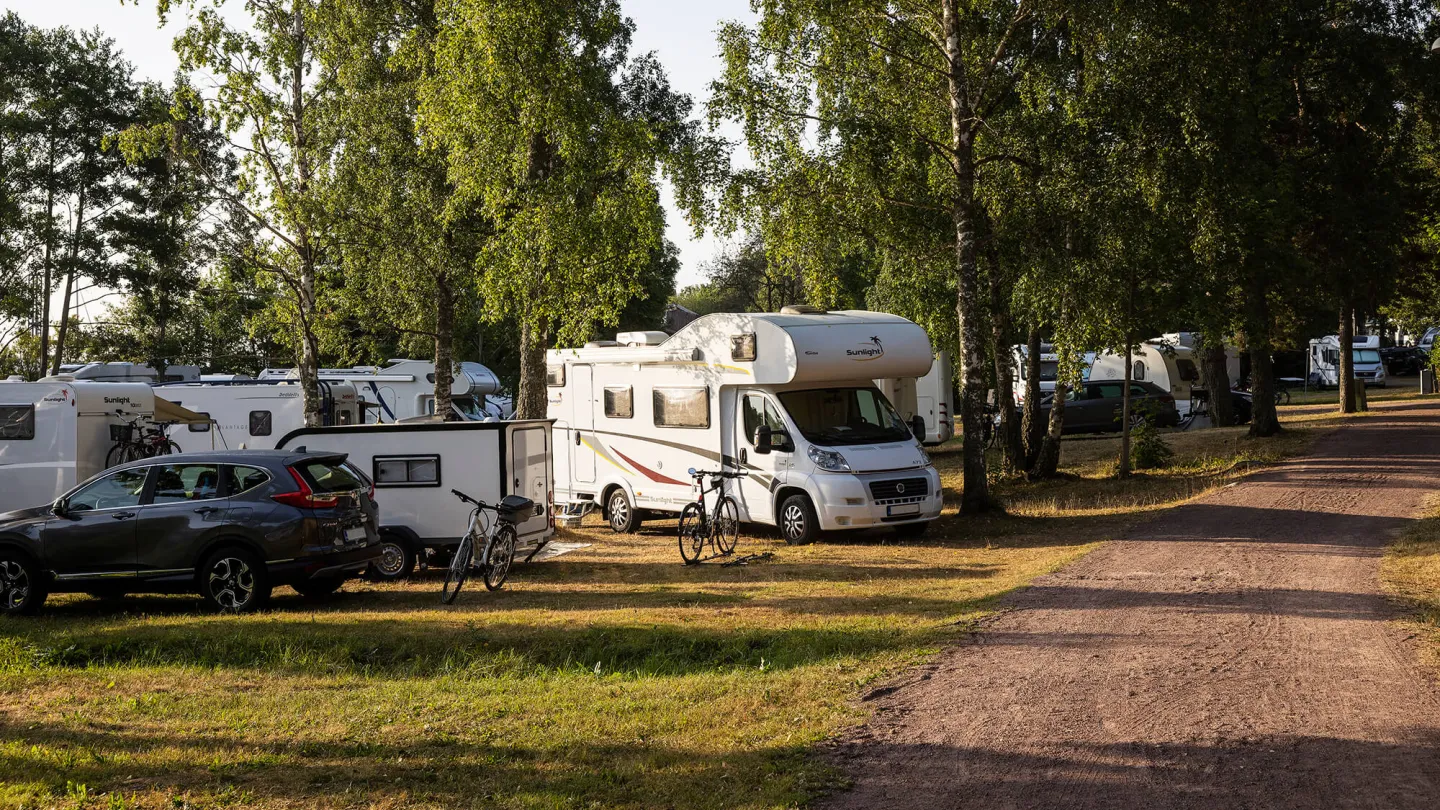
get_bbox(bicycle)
[441,488,535,603]
[677,468,745,564]
[106,412,180,467]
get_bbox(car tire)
[293,578,345,599]
[606,488,641,533]
[199,547,271,614]
[0,549,47,616]
[369,534,416,582]
[894,521,930,540]
[778,494,820,545]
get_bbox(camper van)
[546,308,943,544]
[56,361,201,383]
[0,380,203,514]
[258,359,507,422]
[157,381,361,454]
[875,351,954,445]
[276,420,555,580]
[1308,335,1387,388]
[1088,333,1239,416]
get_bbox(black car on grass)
[0,449,380,615]
[1033,380,1182,434]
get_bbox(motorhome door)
[734,392,787,524]
[510,425,551,537]
[571,365,596,484]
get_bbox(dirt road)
[826,400,1440,809]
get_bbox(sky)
[4,0,755,324]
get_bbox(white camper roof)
[258,360,503,396]
[0,381,157,416]
[549,310,934,385]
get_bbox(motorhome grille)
[869,477,929,502]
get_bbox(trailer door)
[510,425,551,538]
[572,365,596,484]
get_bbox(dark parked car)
[1030,380,1181,434]
[0,450,381,615]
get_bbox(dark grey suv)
[0,450,381,615]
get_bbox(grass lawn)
[0,411,1359,809]
[1383,497,1440,674]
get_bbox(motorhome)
[875,351,954,445]
[157,381,361,454]
[258,359,508,422]
[55,361,201,384]
[546,308,943,544]
[0,380,205,514]
[276,420,555,580]
[1088,333,1240,416]
[1010,344,1095,405]
[1308,335,1387,388]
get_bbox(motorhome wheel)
[607,489,641,533]
[779,494,819,545]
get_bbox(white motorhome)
[875,351,954,445]
[55,361,202,384]
[1089,333,1240,416]
[157,381,361,454]
[1308,335,1387,388]
[547,308,943,543]
[276,420,554,579]
[0,380,205,514]
[1010,344,1096,405]
[258,359,507,422]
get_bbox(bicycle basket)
[109,423,135,443]
[497,494,536,522]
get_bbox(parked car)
[0,449,381,615]
[1380,346,1422,377]
[1028,380,1182,434]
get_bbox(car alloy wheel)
[0,560,31,611]
[208,556,256,611]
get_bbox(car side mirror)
[753,425,773,455]
[910,415,926,442]
[51,497,68,517]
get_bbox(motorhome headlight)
[917,446,931,466]
[808,446,852,472]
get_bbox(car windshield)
[777,387,912,447]
[1352,349,1380,365]
[452,396,486,419]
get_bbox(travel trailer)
[0,380,205,514]
[546,308,943,544]
[1089,333,1240,416]
[1308,335,1387,388]
[1010,344,1096,405]
[156,381,361,454]
[876,351,954,445]
[55,361,201,384]
[276,420,554,580]
[258,359,508,422]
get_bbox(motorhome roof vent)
[616,331,669,347]
[585,340,623,348]
[779,304,827,315]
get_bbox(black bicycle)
[106,411,179,467]
[441,489,535,603]
[678,468,745,564]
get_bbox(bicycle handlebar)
[686,468,746,479]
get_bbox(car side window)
[1131,384,1150,396]
[1093,383,1124,400]
[150,464,221,504]
[68,468,148,511]
[225,465,270,496]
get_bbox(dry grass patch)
[1383,495,1440,672]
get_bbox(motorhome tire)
[370,534,416,581]
[894,521,930,539]
[0,550,47,615]
[199,547,271,613]
[293,578,344,599]
[607,489,641,533]
[778,494,820,545]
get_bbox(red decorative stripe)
[612,447,687,486]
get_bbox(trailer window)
[546,365,565,387]
[188,412,211,433]
[249,410,272,436]
[604,387,633,419]
[0,405,34,439]
[653,387,709,429]
[1132,360,1146,381]
[1176,359,1199,382]
[373,455,440,487]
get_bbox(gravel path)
[825,400,1440,809]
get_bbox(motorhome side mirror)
[753,425,773,455]
[910,415,926,442]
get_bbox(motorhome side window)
[546,365,565,387]
[249,410,272,436]
[604,386,633,419]
[653,387,709,429]
[374,455,441,487]
[0,405,35,439]
[188,411,211,432]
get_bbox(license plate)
[887,504,921,517]
[345,526,367,542]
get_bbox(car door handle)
[111,511,135,520]
[194,507,221,515]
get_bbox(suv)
[0,450,381,614]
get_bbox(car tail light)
[272,466,340,509]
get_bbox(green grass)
[0,417,1341,809]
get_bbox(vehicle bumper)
[810,468,944,531]
[268,543,383,584]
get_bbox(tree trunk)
[943,0,991,513]
[1021,326,1044,470]
[434,268,457,421]
[989,267,1021,475]
[516,319,548,420]
[290,1,323,429]
[1118,339,1132,477]
[1034,380,1068,478]
[50,185,86,376]
[38,139,56,375]
[1201,340,1235,427]
[1339,304,1355,414]
[1245,288,1282,437]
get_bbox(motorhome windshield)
[777,387,913,447]
[1353,349,1381,365]
[452,396,486,419]
[1018,360,1059,382]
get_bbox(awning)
[154,396,211,425]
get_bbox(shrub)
[1130,405,1174,470]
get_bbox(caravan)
[1010,344,1095,405]
[547,308,943,544]
[1308,335,1387,388]
[258,359,507,422]
[875,351,954,445]
[1089,333,1239,416]
[56,361,201,383]
[157,381,361,454]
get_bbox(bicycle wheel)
[714,497,739,555]
[677,503,706,564]
[123,443,147,463]
[105,443,126,468]
[157,440,181,456]
[1274,389,1290,406]
[482,525,517,591]
[441,532,474,604]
